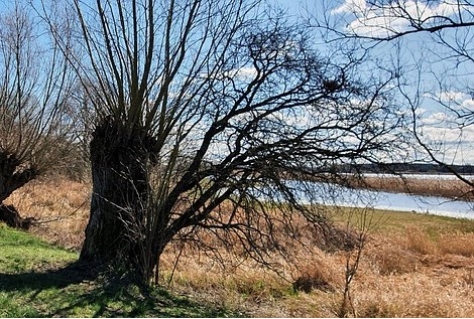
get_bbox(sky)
[3,0,474,165]
[273,0,474,165]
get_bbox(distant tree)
[0,1,74,205]
[43,0,404,283]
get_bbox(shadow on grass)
[0,262,232,317]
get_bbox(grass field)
[0,224,236,317]
[3,178,474,317]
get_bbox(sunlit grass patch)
[0,224,238,318]
[0,223,77,273]
[333,207,474,235]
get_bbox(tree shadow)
[0,261,233,317]
[0,260,97,292]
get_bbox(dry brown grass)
[4,177,91,250]
[5,178,474,317]
[438,232,474,257]
[351,268,474,317]
[361,176,474,200]
[368,240,422,275]
[404,227,438,255]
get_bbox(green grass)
[0,223,77,273]
[0,223,237,318]
[328,206,474,236]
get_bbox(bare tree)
[0,1,74,207]
[316,0,474,184]
[42,0,404,283]
[324,0,474,41]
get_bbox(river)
[275,178,474,220]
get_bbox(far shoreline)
[350,175,474,201]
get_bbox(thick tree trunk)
[80,119,156,282]
[0,151,38,204]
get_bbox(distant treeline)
[337,163,474,175]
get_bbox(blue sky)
[3,0,473,164]
[272,0,474,165]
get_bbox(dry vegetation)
[4,177,474,317]
[359,176,474,200]
[3,178,91,249]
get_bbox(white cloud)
[332,0,467,38]
[420,111,450,125]
[436,90,470,103]
[424,90,474,113]
[201,66,257,81]
[229,67,258,79]
[412,107,474,163]
[415,107,426,116]
[461,99,474,111]
[331,0,366,15]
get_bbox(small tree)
[0,1,74,206]
[43,0,404,283]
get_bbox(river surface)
[279,178,474,220]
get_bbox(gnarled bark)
[80,118,157,281]
[0,151,39,204]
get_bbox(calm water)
[334,186,474,219]
[262,178,474,219]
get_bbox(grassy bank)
[0,224,235,317]
[3,178,474,317]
